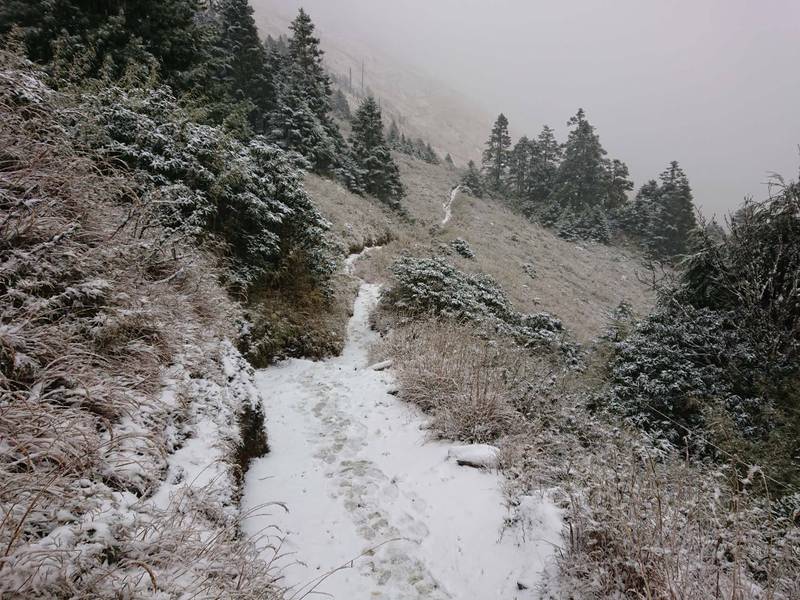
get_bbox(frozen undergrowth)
[0,58,278,598]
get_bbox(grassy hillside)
[309,152,653,343]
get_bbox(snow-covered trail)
[442,185,462,226]
[242,278,561,598]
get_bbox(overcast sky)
[260,0,800,217]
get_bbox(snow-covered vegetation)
[0,59,276,597]
[2,0,798,598]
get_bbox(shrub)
[384,257,565,349]
[76,85,335,289]
[450,237,475,259]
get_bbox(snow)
[442,184,462,226]
[447,444,500,469]
[242,282,562,599]
[344,244,381,275]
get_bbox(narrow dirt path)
[242,258,561,599]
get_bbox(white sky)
[257,0,800,217]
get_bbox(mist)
[255,0,800,217]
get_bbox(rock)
[447,444,500,469]
[369,359,393,371]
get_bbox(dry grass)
[0,58,279,597]
[308,153,654,343]
[381,318,559,443]
[379,300,799,598]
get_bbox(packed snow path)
[242,281,561,598]
[442,185,462,226]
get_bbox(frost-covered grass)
[381,308,800,598]
[0,56,278,598]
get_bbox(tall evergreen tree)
[444,153,455,169]
[653,161,697,257]
[481,113,512,194]
[350,97,404,205]
[461,160,484,198]
[331,89,351,119]
[551,109,608,212]
[604,158,634,210]
[286,8,331,120]
[526,125,563,209]
[213,0,274,131]
[509,136,533,197]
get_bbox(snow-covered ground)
[442,184,462,226]
[242,281,562,599]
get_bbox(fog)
[257,0,800,217]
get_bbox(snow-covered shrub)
[76,85,336,289]
[0,57,278,599]
[450,237,475,259]
[384,257,564,349]
[555,204,610,243]
[609,305,765,444]
[522,262,537,279]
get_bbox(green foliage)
[481,113,511,194]
[620,161,698,259]
[385,257,564,349]
[211,0,275,131]
[350,96,404,205]
[79,86,334,289]
[0,0,211,90]
[611,176,800,490]
[460,160,483,198]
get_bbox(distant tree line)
[466,110,698,259]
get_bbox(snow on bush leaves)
[385,257,565,349]
[78,85,335,288]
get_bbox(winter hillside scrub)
[0,59,278,597]
[242,251,563,599]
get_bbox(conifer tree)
[286,8,331,120]
[604,158,634,210]
[526,125,562,206]
[350,97,404,205]
[444,153,455,169]
[214,0,273,131]
[509,136,533,197]
[653,161,697,257]
[482,113,511,194]
[386,120,401,147]
[331,89,351,119]
[0,0,209,88]
[461,160,484,198]
[551,109,608,212]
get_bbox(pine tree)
[461,160,484,198]
[526,125,562,209]
[444,153,455,169]
[508,136,533,197]
[213,0,274,131]
[331,89,351,119]
[386,120,401,147]
[653,161,697,257]
[551,109,608,212]
[604,158,633,210]
[0,0,209,89]
[481,113,511,194]
[350,97,404,205]
[287,8,331,120]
